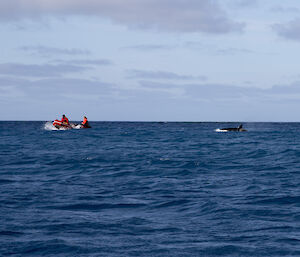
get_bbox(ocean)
[1,121,300,256]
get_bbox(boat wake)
[44,121,82,131]
[44,121,66,131]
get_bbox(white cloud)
[0,0,244,34]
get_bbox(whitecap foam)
[44,121,69,131]
[44,121,57,131]
[72,124,82,130]
[215,129,228,133]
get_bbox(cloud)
[138,80,259,99]
[2,64,300,105]
[216,47,255,55]
[2,76,300,121]
[270,6,300,14]
[19,45,91,57]
[233,0,258,8]
[184,41,207,50]
[0,63,91,77]
[136,80,300,102]
[122,44,174,51]
[127,69,206,81]
[272,18,300,41]
[183,42,257,55]
[0,0,244,34]
[185,83,261,101]
[0,76,115,100]
[268,81,300,94]
[51,59,113,66]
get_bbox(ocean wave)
[2,122,300,256]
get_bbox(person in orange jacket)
[61,114,70,125]
[82,116,90,128]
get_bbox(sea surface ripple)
[1,122,300,256]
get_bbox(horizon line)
[1,120,299,123]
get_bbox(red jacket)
[61,117,69,124]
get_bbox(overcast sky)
[1,0,300,121]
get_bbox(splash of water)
[215,128,228,132]
[44,121,82,130]
[44,121,56,131]
[44,121,69,131]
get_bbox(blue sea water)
[1,121,300,256]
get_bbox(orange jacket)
[82,117,88,125]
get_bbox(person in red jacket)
[82,116,90,128]
[61,114,69,125]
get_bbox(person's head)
[84,116,87,119]
[62,114,65,118]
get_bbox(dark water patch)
[154,199,191,209]
[0,179,15,184]
[0,230,24,236]
[3,239,90,256]
[46,203,147,211]
[250,196,300,206]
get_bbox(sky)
[1,0,300,121]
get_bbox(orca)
[219,124,247,132]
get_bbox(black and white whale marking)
[216,124,247,132]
